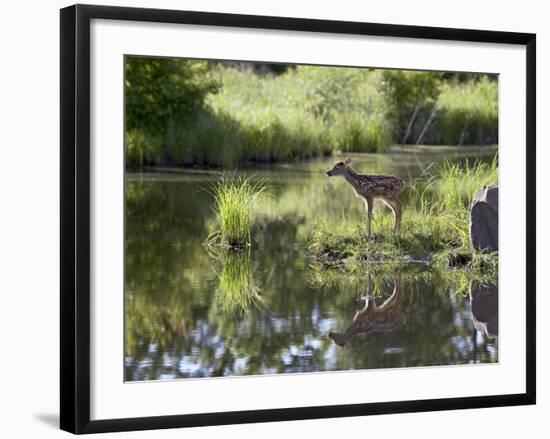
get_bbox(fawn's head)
[326,156,352,177]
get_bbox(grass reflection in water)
[208,247,265,315]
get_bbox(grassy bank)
[126,62,498,168]
[308,157,498,282]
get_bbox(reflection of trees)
[124,179,218,380]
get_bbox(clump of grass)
[206,176,267,248]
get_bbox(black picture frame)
[60,4,536,434]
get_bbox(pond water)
[124,146,498,382]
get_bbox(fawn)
[326,156,405,239]
[328,275,405,348]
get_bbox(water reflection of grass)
[209,248,265,315]
[308,262,472,299]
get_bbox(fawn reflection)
[329,275,406,347]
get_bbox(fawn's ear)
[344,156,352,166]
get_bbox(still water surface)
[124,147,498,381]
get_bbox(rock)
[470,185,498,252]
[470,282,498,337]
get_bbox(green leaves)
[125,56,220,134]
[382,70,444,144]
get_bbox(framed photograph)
[60,4,536,434]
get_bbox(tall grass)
[203,67,390,164]
[125,64,498,168]
[124,67,386,167]
[437,155,498,211]
[206,176,267,247]
[434,76,498,145]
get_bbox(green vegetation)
[435,76,499,146]
[125,57,220,134]
[209,249,264,315]
[208,66,391,159]
[381,72,498,146]
[308,262,473,298]
[382,70,443,145]
[308,157,498,282]
[436,155,498,211]
[205,176,267,247]
[125,56,220,167]
[125,58,498,168]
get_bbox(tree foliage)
[125,56,220,134]
[382,71,443,144]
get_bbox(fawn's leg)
[380,275,402,310]
[382,197,398,232]
[366,196,374,239]
[394,197,403,233]
[362,273,375,310]
[388,197,403,233]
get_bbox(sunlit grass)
[309,209,464,263]
[435,76,498,145]
[206,176,267,247]
[207,66,389,160]
[437,155,498,211]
